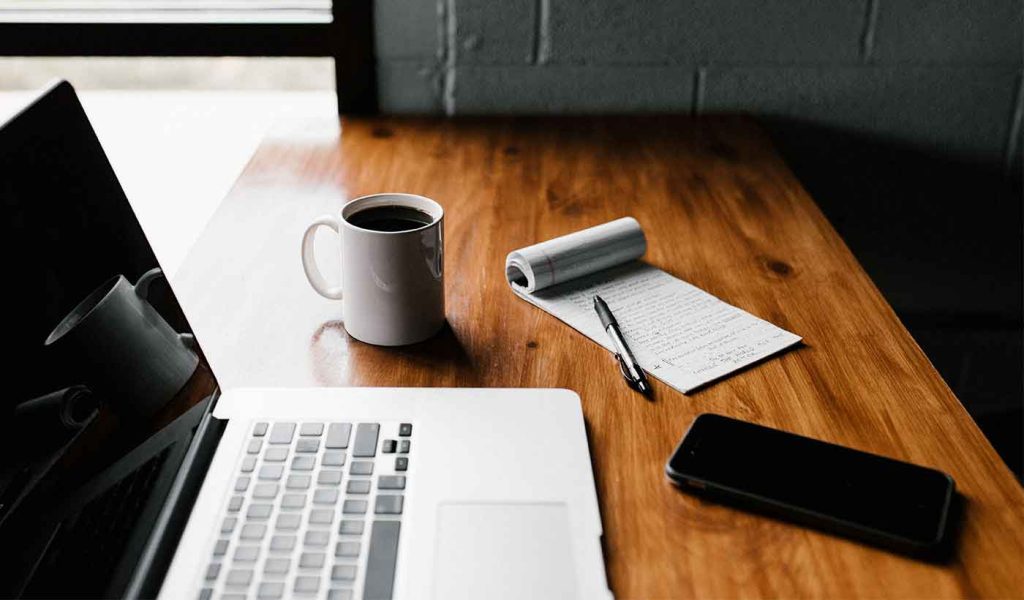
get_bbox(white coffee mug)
[301,193,445,346]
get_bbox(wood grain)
[173,116,1024,599]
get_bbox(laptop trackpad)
[434,502,578,600]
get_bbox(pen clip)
[614,353,638,386]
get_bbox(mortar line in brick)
[442,0,457,115]
[692,67,706,116]
[531,0,551,65]
[1004,70,1023,176]
[860,0,880,63]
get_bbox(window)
[0,0,376,113]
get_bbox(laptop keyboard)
[200,421,411,600]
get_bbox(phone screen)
[667,414,955,546]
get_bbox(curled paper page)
[505,217,647,294]
[12,385,98,455]
[14,385,96,432]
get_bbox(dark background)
[370,0,1023,477]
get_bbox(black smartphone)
[665,414,957,557]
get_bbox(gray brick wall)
[373,0,1023,169]
[702,66,1021,164]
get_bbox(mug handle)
[133,267,164,300]
[301,214,344,300]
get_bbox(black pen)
[593,295,652,397]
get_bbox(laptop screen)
[0,81,219,596]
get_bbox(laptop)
[0,81,611,600]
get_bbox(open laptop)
[0,81,611,600]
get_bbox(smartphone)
[665,414,957,557]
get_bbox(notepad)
[505,217,802,393]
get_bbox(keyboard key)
[292,455,315,471]
[253,483,279,499]
[399,440,410,454]
[395,457,408,471]
[253,422,269,436]
[335,541,360,558]
[342,500,367,514]
[347,480,371,494]
[234,545,260,562]
[309,509,334,525]
[240,523,267,540]
[221,517,237,534]
[269,423,296,445]
[331,564,357,581]
[213,539,229,556]
[281,494,306,509]
[223,595,246,600]
[314,488,340,504]
[247,503,273,520]
[234,477,251,492]
[378,476,406,490]
[270,535,296,552]
[350,461,373,476]
[375,495,404,515]
[352,423,380,457]
[299,552,325,569]
[264,447,289,462]
[287,474,311,490]
[294,576,320,594]
[257,581,284,599]
[304,530,330,548]
[296,438,320,453]
[247,439,263,454]
[398,423,412,437]
[300,422,324,436]
[241,456,257,473]
[199,588,213,600]
[228,495,244,511]
[322,451,346,466]
[365,521,401,600]
[338,520,364,535]
[276,513,301,530]
[327,590,353,600]
[318,470,343,485]
[263,557,290,574]
[326,423,352,449]
[226,569,253,587]
[258,464,284,480]
[205,563,221,581]
[381,439,396,454]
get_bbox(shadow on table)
[759,118,1022,479]
[311,320,478,387]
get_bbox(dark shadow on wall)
[761,118,1023,479]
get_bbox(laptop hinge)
[123,392,226,599]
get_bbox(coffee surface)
[347,205,434,232]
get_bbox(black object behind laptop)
[0,81,224,597]
[665,413,957,558]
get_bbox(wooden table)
[174,116,1024,599]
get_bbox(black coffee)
[347,205,434,232]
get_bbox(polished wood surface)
[174,116,1024,599]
